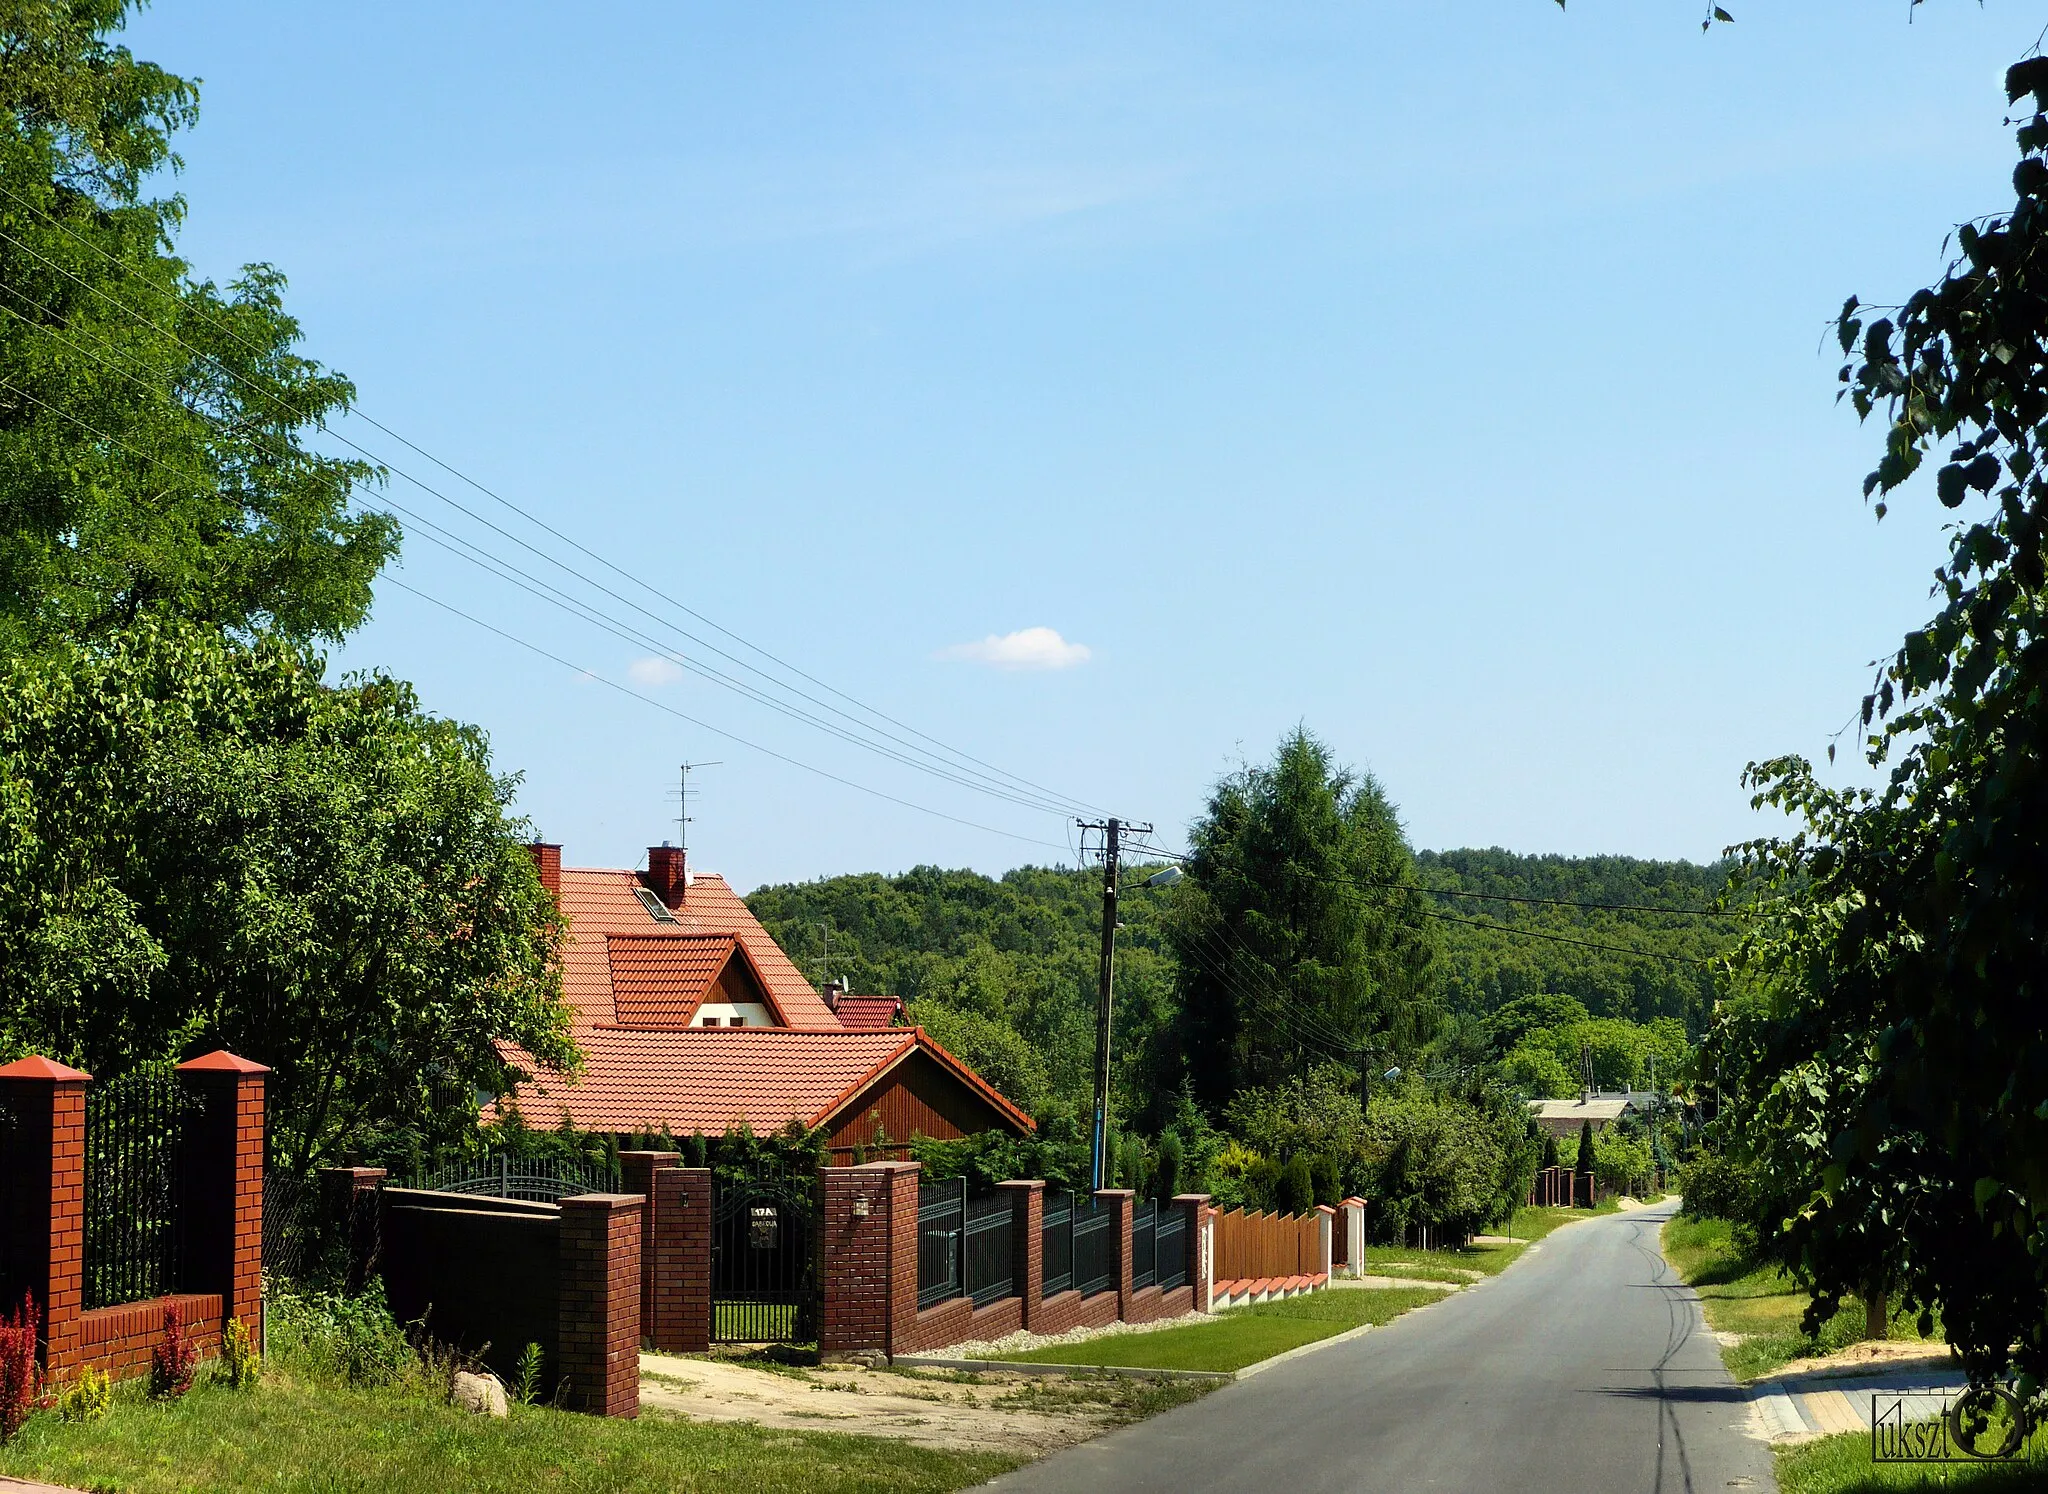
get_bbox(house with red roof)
[500,843,1032,1159]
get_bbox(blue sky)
[124,1,2039,889]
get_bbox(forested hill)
[745,849,1740,1090]
[1414,849,1737,1033]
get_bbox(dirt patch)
[638,1352,1202,1456]
[1763,1338,1957,1383]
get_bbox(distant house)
[497,843,1033,1159]
[1528,1091,1646,1140]
[821,981,905,1031]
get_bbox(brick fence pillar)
[618,1150,678,1344]
[1172,1194,1211,1311]
[996,1180,1044,1330]
[1094,1189,1134,1320]
[818,1162,917,1360]
[558,1194,642,1418]
[319,1167,387,1293]
[650,1168,711,1352]
[176,1051,269,1346]
[0,1057,90,1373]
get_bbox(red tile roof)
[831,993,903,1031]
[509,1026,1034,1137]
[555,867,839,1033]
[606,933,740,1028]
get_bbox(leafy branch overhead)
[1713,57,2048,1401]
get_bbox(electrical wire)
[0,187,1112,823]
[0,372,1073,854]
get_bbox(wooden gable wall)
[823,1049,1025,1160]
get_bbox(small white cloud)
[627,655,685,687]
[936,627,1091,672]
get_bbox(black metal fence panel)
[1041,1191,1074,1297]
[712,1171,818,1343]
[963,1189,1015,1307]
[400,1152,620,1203]
[1131,1199,1157,1291]
[1156,1205,1189,1290]
[81,1065,193,1312]
[917,1180,965,1310]
[262,1171,323,1286]
[1073,1198,1117,1297]
[0,1093,15,1303]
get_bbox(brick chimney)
[527,843,562,903]
[646,843,689,909]
[822,978,846,1011]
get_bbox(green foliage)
[0,2,396,657]
[512,1343,542,1408]
[1310,1152,1341,1208]
[1675,1150,1756,1225]
[1416,850,1736,1030]
[1576,1120,1596,1177]
[1497,1014,1690,1098]
[216,1317,260,1391]
[0,621,575,1171]
[1155,1130,1186,1200]
[1540,1132,1560,1171]
[907,1103,1091,1193]
[53,1366,109,1423]
[1591,1125,1653,1197]
[1277,1154,1314,1214]
[268,1281,414,1390]
[1363,1081,1536,1241]
[1223,1063,1368,1183]
[1172,728,1440,1110]
[1707,61,2048,1399]
[749,861,1179,1127]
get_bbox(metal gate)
[711,1172,818,1343]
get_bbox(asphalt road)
[987,1202,1775,1494]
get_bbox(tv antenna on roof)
[671,761,722,855]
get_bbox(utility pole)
[1079,816,1150,1192]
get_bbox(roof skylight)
[634,886,680,924]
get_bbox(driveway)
[987,1201,1775,1493]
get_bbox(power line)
[0,186,1111,824]
[0,371,1072,854]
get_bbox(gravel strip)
[942,1308,1207,1361]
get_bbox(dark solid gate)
[711,1172,818,1343]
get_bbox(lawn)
[0,1370,1018,1493]
[1776,1425,2048,1494]
[1361,1202,1621,1281]
[993,1286,1443,1374]
[1661,1215,1937,1381]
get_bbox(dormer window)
[634,886,679,924]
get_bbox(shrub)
[0,1294,42,1442]
[1277,1155,1315,1215]
[1591,1126,1654,1197]
[1154,1131,1186,1202]
[1310,1153,1342,1208]
[149,1302,197,1400]
[1575,1120,1596,1177]
[1676,1150,1757,1223]
[269,1280,414,1388]
[217,1315,261,1389]
[56,1366,112,1423]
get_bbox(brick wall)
[818,1163,913,1359]
[0,1052,266,1385]
[558,1194,642,1419]
[650,1167,711,1352]
[618,1150,678,1343]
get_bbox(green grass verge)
[0,1370,1017,1494]
[1661,1215,1938,1381]
[1360,1202,1619,1280]
[1776,1425,2048,1494]
[993,1286,1443,1374]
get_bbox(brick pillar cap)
[1171,1193,1212,1206]
[1091,1188,1135,1200]
[995,1178,1046,1190]
[620,1149,681,1165]
[0,1054,90,1081]
[177,1049,271,1076]
[561,1192,646,1210]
